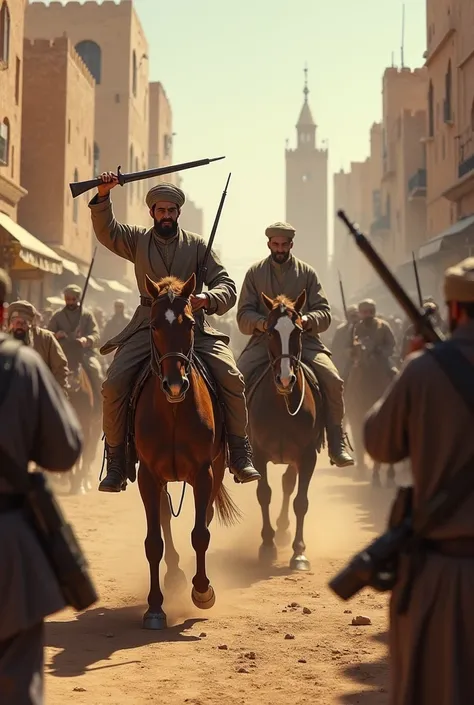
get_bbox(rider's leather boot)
[98,443,127,492]
[327,425,355,468]
[227,435,261,484]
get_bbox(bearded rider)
[8,300,69,393]
[48,285,103,407]
[89,173,260,492]
[350,299,397,374]
[237,222,354,468]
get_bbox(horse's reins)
[267,331,306,417]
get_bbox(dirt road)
[46,455,395,705]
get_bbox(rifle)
[337,210,445,344]
[338,270,348,319]
[196,172,231,292]
[78,247,97,322]
[412,250,423,307]
[70,156,225,199]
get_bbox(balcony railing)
[370,214,391,236]
[408,168,427,198]
[458,127,474,179]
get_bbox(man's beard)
[66,303,78,311]
[12,329,28,343]
[271,251,290,264]
[154,218,178,238]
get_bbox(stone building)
[25,0,150,283]
[179,193,204,235]
[286,67,328,286]
[0,0,63,304]
[148,81,175,184]
[19,37,95,267]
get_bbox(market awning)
[0,213,63,275]
[98,278,133,294]
[418,215,474,260]
[61,257,105,291]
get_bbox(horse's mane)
[273,294,295,310]
[156,276,185,295]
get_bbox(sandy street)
[45,454,395,705]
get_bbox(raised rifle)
[412,250,423,307]
[74,247,97,341]
[336,210,445,344]
[196,172,231,293]
[70,156,225,199]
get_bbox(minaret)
[285,66,329,284]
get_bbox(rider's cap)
[445,257,474,302]
[358,298,376,310]
[63,284,82,297]
[7,300,37,322]
[265,222,296,240]
[146,183,185,210]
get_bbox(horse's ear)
[145,275,160,300]
[261,293,273,311]
[294,289,307,313]
[181,272,196,299]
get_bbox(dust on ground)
[46,452,395,704]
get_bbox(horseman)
[89,173,260,492]
[7,300,69,393]
[331,304,360,379]
[350,299,397,374]
[237,221,354,468]
[48,284,103,408]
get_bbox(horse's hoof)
[164,569,187,594]
[275,529,291,548]
[191,586,216,610]
[259,543,277,564]
[143,610,167,630]
[290,554,311,571]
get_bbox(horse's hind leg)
[275,463,297,547]
[161,487,187,594]
[255,450,276,563]
[386,464,396,488]
[191,464,216,610]
[138,463,166,630]
[372,462,382,488]
[290,448,316,571]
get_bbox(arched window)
[93,142,100,176]
[75,40,101,84]
[129,145,134,201]
[0,1,10,65]
[428,81,434,137]
[444,60,452,122]
[0,118,9,166]
[132,50,137,97]
[73,169,79,223]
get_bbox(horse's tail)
[214,483,242,527]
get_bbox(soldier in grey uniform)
[0,269,83,704]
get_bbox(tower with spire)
[285,66,329,283]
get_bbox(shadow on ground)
[337,630,390,704]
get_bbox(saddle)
[246,360,326,452]
[124,353,222,483]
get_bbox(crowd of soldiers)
[1,168,473,705]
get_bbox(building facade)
[148,81,175,184]
[179,194,204,236]
[19,37,95,266]
[285,69,328,286]
[25,0,150,282]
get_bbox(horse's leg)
[372,461,382,488]
[191,464,216,610]
[137,463,167,630]
[290,448,316,571]
[255,449,276,563]
[161,486,187,594]
[386,464,396,488]
[351,417,367,480]
[275,463,298,547]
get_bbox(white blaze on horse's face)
[165,309,176,325]
[274,313,295,387]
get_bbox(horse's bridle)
[266,320,306,416]
[149,293,195,399]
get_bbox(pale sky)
[132,0,427,286]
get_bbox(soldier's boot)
[98,443,127,493]
[228,435,261,484]
[327,425,355,468]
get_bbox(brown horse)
[134,273,239,630]
[245,291,322,571]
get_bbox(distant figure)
[101,299,131,345]
[0,270,82,705]
[331,304,360,378]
